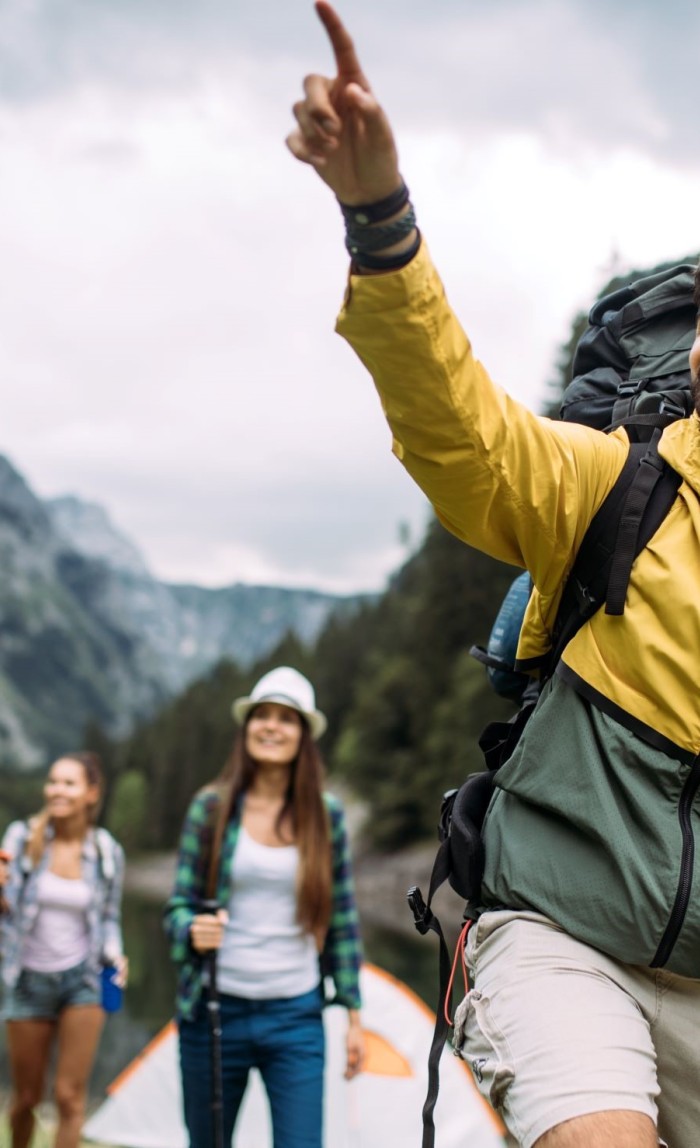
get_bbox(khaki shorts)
[452,910,700,1148]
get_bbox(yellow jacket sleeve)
[336,243,629,642]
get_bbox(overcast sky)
[1,0,698,593]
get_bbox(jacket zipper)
[651,754,700,967]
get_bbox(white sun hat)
[231,666,327,740]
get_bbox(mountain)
[47,495,364,686]
[48,496,152,578]
[0,458,366,769]
[0,460,166,768]
[166,582,361,686]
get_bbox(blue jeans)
[178,985,325,1148]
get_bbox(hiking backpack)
[408,261,697,1148]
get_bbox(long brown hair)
[26,751,104,868]
[207,721,333,939]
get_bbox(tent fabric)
[83,963,505,1148]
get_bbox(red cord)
[444,919,473,1026]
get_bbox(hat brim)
[231,695,327,740]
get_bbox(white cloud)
[0,0,698,593]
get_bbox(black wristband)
[338,180,410,225]
[351,230,422,273]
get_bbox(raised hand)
[286,2,401,206]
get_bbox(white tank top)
[216,827,320,1000]
[22,870,91,973]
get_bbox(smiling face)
[245,702,305,769]
[44,757,99,823]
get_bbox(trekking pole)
[200,898,225,1148]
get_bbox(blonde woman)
[0,751,126,1148]
[164,666,364,1148]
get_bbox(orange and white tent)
[84,963,505,1147]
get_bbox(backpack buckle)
[407,885,434,935]
[616,377,646,398]
[658,395,686,421]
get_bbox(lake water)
[0,889,443,1103]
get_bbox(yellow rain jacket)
[337,243,700,976]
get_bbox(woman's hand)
[113,954,129,989]
[344,1009,365,1080]
[286,2,401,206]
[0,850,10,914]
[190,909,229,953]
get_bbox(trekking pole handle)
[199,898,222,991]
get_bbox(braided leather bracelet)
[338,181,410,225]
[345,206,417,257]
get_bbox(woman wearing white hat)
[164,666,364,1148]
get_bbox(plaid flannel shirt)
[163,787,363,1021]
[0,820,124,997]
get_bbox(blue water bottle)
[101,964,123,1013]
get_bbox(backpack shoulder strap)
[17,819,34,876]
[94,827,117,883]
[604,434,681,614]
[548,434,681,670]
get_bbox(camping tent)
[84,963,505,1147]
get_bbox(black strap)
[407,841,456,1148]
[477,700,538,772]
[605,432,673,614]
[547,443,640,667]
[607,411,685,435]
[548,437,681,667]
[469,643,511,675]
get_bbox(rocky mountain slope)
[0,458,364,768]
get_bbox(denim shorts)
[2,960,99,1021]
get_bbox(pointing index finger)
[315,1,369,88]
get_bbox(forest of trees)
[1,251,696,856]
[109,521,519,853]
